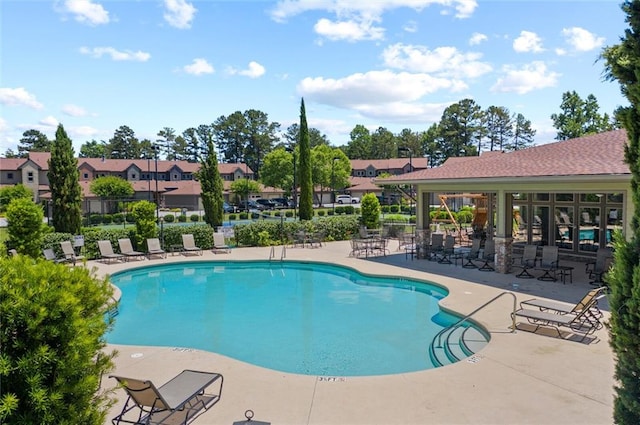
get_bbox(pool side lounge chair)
[520,287,606,324]
[512,302,602,342]
[212,232,231,254]
[182,234,203,256]
[98,240,125,264]
[110,369,224,425]
[60,240,85,265]
[146,238,166,259]
[118,238,146,261]
[43,248,65,263]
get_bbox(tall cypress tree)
[49,124,82,234]
[198,140,224,228]
[298,98,313,220]
[601,1,640,422]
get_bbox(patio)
[99,239,614,425]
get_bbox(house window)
[131,174,137,179]
[27,171,34,182]
[7,172,13,180]
[83,173,89,179]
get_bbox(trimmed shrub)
[190,214,200,222]
[178,215,187,223]
[285,211,294,218]
[317,210,325,217]
[163,214,175,223]
[389,205,400,213]
[228,214,236,221]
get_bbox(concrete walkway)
[97,240,615,425]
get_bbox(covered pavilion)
[379,130,632,273]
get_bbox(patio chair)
[98,240,125,264]
[535,246,559,281]
[60,240,85,265]
[475,239,495,271]
[427,233,444,261]
[146,238,166,259]
[118,238,146,261]
[585,247,613,285]
[461,239,481,268]
[520,287,606,323]
[512,244,538,278]
[400,233,416,260]
[110,369,224,425]
[42,248,65,263]
[213,232,231,254]
[512,298,602,341]
[181,234,203,256]
[437,235,456,264]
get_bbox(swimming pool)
[108,261,475,376]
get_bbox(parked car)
[271,197,294,208]
[256,199,278,210]
[245,200,266,211]
[223,202,237,213]
[336,194,360,204]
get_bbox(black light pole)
[147,153,151,201]
[153,145,160,226]
[331,157,340,214]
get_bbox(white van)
[336,194,360,204]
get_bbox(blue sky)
[0,0,628,154]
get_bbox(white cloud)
[0,87,44,109]
[0,117,8,133]
[163,0,197,29]
[62,104,89,117]
[561,27,605,52]
[79,46,151,61]
[403,20,418,33]
[513,30,544,53]
[40,116,60,128]
[183,58,214,75]
[238,61,266,78]
[491,61,560,94]
[469,32,487,45]
[382,43,492,78]
[314,17,385,42]
[70,125,99,138]
[298,70,466,109]
[61,0,110,25]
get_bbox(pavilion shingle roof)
[350,157,430,170]
[382,130,630,182]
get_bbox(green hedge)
[233,216,360,246]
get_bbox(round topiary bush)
[178,215,187,223]
[190,214,200,222]
[239,212,248,220]
[163,214,175,223]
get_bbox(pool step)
[429,326,489,367]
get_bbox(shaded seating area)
[182,234,203,256]
[213,232,231,253]
[98,240,125,264]
[110,369,224,425]
[146,238,167,259]
[118,238,146,261]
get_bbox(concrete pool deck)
[97,240,615,425]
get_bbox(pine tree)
[198,140,224,228]
[601,1,640,422]
[49,124,82,234]
[298,98,314,220]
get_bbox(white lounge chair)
[213,233,231,254]
[98,240,125,263]
[118,238,145,261]
[520,287,606,322]
[181,234,203,256]
[146,238,166,259]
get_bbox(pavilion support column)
[494,190,513,274]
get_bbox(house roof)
[379,129,630,184]
[348,176,383,192]
[350,157,430,170]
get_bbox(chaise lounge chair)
[60,240,85,265]
[98,240,125,264]
[181,234,203,256]
[118,238,146,261]
[110,369,224,425]
[43,248,65,263]
[146,238,167,259]
[213,232,231,254]
[519,287,606,323]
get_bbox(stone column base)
[494,236,513,274]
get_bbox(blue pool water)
[108,261,463,376]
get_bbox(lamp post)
[398,147,413,216]
[331,157,340,214]
[147,153,151,201]
[152,144,160,233]
[285,146,297,219]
